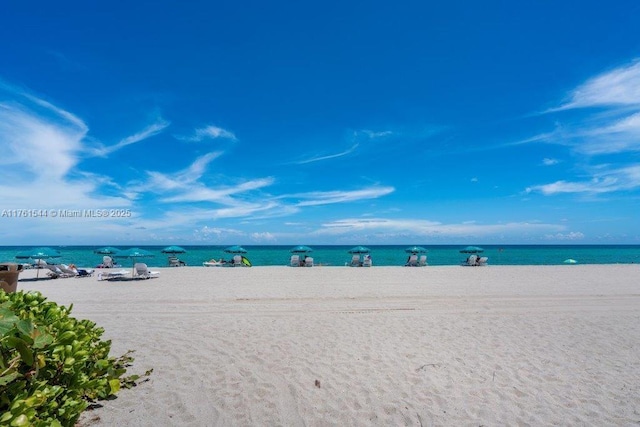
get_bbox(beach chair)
[75,268,94,277]
[45,264,77,279]
[97,269,130,281]
[477,257,488,266]
[419,255,427,266]
[304,256,314,267]
[349,254,361,267]
[362,255,372,267]
[406,254,418,266]
[463,255,478,266]
[168,256,186,267]
[134,263,160,279]
[290,255,300,267]
[232,255,243,267]
[102,256,114,268]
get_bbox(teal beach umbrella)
[16,247,62,279]
[348,246,370,254]
[405,246,427,253]
[115,248,155,275]
[93,246,121,255]
[161,245,187,254]
[224,245,247,254]
[15,247,61,260]
[460,246,484,254]
[290,245,313,253]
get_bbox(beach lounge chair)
[362,255,372,267]
[349,254,361,267]
[102,256,114,268]
[477,257,488,266]
[463,255,479,266]
[134,263,160,279]
[168,256,186,267]
[97,269,130,281]
[419,255,427,266]
[232,255,244,267]
[203,259,224,267]
[290,255,300,267]
[304,256,314,267]
[406,254,418,266]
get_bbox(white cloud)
[90,119,170,157]
[314,218,564,238]
[543,232,585,241]
[359,130,393,139]
[251,232,276,241]
[291,186,395,207]
[294,143,360,165]
[177,125,237,142]
[559,60,640,109]
[526,164,640,195]
[0,97,129,211]
[542,158,559,166]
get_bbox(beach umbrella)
[348,246,370,254]
[114,248,155,276]
[460,246,484,254]
[16,247,62,279]
[563,259,577,264]
[224,245,247,254]
[404,246,427,253]
[93,246,121,255]
[161,245,187,254]
[290,245,313,253]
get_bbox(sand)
[14,265,640,426]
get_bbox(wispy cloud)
[294,143,359,165]
[314,218,565,239]
[0,88,130,212]
[176,125,237,142]
[525,60,640,155]
[543,232,585,241]
[287,186,395,206]
[557,60,640,110]
[90,119,170,156]
[135,151,275,204]
[293,128,395,165]
[542,158,559,166]
[523,60,640,196]
[22,93,88,133]
[526,164,640,195]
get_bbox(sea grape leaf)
[0,371,21,386]
[0,305,19,335]
[4,336,34,366]
[15,319,33,338]
[32,328,54,349]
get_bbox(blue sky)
[1,1,640,245]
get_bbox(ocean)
[1,245,639,268]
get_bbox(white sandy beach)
[14,265,640,426]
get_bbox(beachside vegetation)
[0,290,150,426]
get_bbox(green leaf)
[0,306,19,335]
[15,319,33,338]
[0,371,21,386]
[10,414,29,426]
[32,328,54,349]
[108,379,121,394]
[5,337,34,366]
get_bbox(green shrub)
[0,290,150,426]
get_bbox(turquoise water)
[1,245,639,268]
